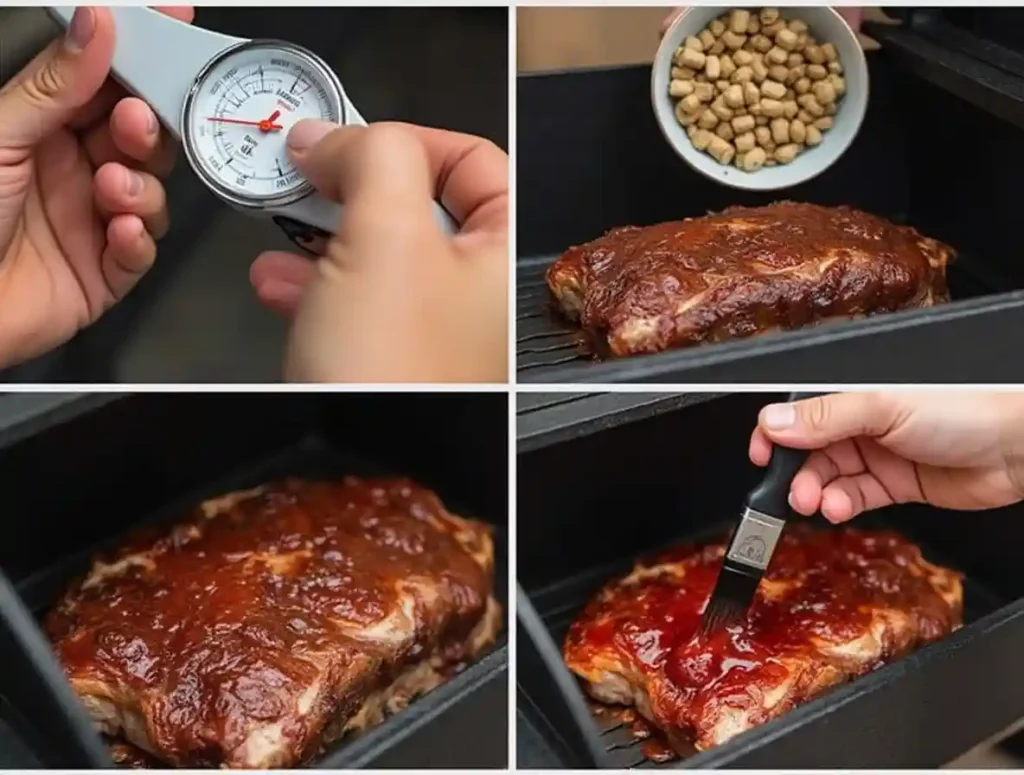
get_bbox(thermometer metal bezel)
[180,39,346,211]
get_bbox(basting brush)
[700,392,825,635]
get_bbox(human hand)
[0,6,192,368]
[249,120,508,383]
[749,392,1024,523]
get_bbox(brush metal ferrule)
[725,508,786,572]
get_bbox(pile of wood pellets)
[668,8,847,172]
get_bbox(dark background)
[0,7,508,383]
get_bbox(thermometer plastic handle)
[287,103,459,237]
[288,101,460,237]
[292,191,459,237]
[47,7,243,139]
[432,202,459,234]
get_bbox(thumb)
[286,120,441,240]
[660,7,685,38]
[0,7,114,152]
[758,393,900,449]
[837,7,863,32]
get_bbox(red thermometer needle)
[207,116,283,132]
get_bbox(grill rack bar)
[541,589,665,769]
[596,714,655,769]
[516,259,591,372]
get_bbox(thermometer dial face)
[182,40,344,207]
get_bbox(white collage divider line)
[515,383,1024,393]
[508,2,519,393]
[507,386,519,768]
[8,3,1020,772]
[506,3,519,770]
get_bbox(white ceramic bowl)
[652,7,869,191]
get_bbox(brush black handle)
[745,392,828,516]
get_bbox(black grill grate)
[535,571,669,769]
[516,258,588,373]
[594,715,659,769]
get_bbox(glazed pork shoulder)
[46,477,501,768]
[547,202,955,356]
[563,527,962,754]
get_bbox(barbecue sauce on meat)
[564,527,962,762]
[46,478,496,768]
[547,202,954,357]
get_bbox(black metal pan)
[517,391,1024,767]
[0,393,509,769]
[517,15,1024,383]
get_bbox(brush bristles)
[700,563,760,635]
[699,595,746,635]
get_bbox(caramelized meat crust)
[46,478,501,768]
[563,527,962,755]
[547,202,955,357]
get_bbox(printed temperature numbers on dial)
[185,43,343,201]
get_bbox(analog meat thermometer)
[47,7,458,252]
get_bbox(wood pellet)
[668,8,847,172]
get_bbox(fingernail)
[261,280,303,300]
[124,168,144,196]
[65,7,95,52]
[763,403,796,430]
[287,119,335,152]
[821,492,846,524]
[146,110,159,135]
